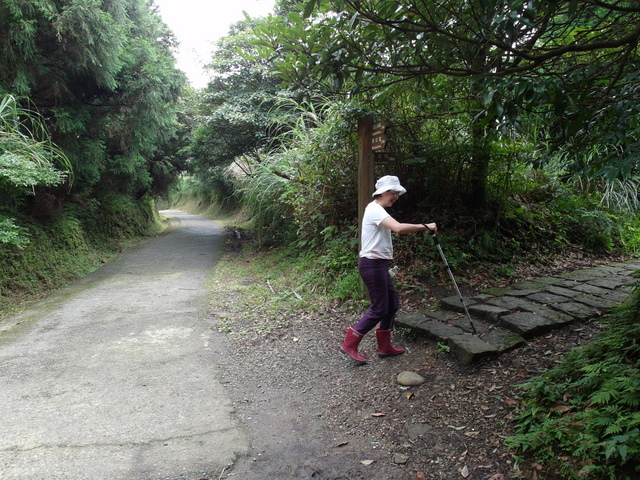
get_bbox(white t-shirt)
[359,201,393,259]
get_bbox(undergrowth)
[507,281,640,480]
[208,246,358,338]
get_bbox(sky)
[153,0,276,88]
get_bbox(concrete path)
[397,259,640,364]
[0,211,249,480]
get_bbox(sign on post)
[371,121,388,151]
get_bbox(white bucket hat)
[372,175,406,197]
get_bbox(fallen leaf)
[360,460,374,466]
[464,431,480,437]
[555,405,571,413]
[461,465,470,477]
[504,398,519,407]
[448,425,467,431]
[406,392,414,400]
[335,441,348,447]
[371,412,386,417]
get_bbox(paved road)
[0,211,249,480]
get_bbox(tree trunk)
[467,122,490,210]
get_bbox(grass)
[207,246,321,338]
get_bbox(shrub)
[507,281,640,480]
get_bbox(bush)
[0,215,30,248]
[507,281,640,480]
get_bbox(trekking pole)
[429,231,477,334]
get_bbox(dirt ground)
[210,238,616,480]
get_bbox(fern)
[507,280,640,479]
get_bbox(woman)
[340,175,437,364]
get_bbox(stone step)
[395,312,525,365]
[397,259,639,364]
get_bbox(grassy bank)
[0,195,166,319]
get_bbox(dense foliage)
[175,0,640,289]
[0,0,187,300]
[507,283,640,479]
[1,0,186,197]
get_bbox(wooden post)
[358,115,375,299]
[358,114,375,228]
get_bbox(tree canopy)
[0,0,187,205]
[246,0,640,208]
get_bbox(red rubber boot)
[376,329,406,357]
[340,326,367,364]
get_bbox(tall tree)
[252,0,640,206]
[0,0,186,206]
[190,17,293,185]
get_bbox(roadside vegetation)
[2,1,639,479]
[178,2,640,478]
[0,0,185,315]
[507,284,640,480]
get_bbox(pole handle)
[424,225,439,245]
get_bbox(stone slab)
[395,312,430,330]
[485,295,535,311]
[501,288,539,297]
[508,280,547,290]
[558,269,607,281]
[487,296,568,321]
[440,295,476,313]
[545,285,581,298]
[415,320,464,343]
[550,301,599,320]
[447,334,498,365]
[572,283,610,296]
[534,276,581,288]
[481,327,525,352]
[480,287,511,296]
[448,316,487,334]
[617,275,638,284]
[468,303,509,323]
[586,277,629,289]
[572,284,630,305]
[499,312,557,337]
[424,310,462,323]
[607,290,632,304]
[591,265,628,275]
[611,260,640,271]
[527,292,570,304]
[573,292,620,309]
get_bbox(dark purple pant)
[354,257,399,334]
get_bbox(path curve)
[0,211,249,480]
